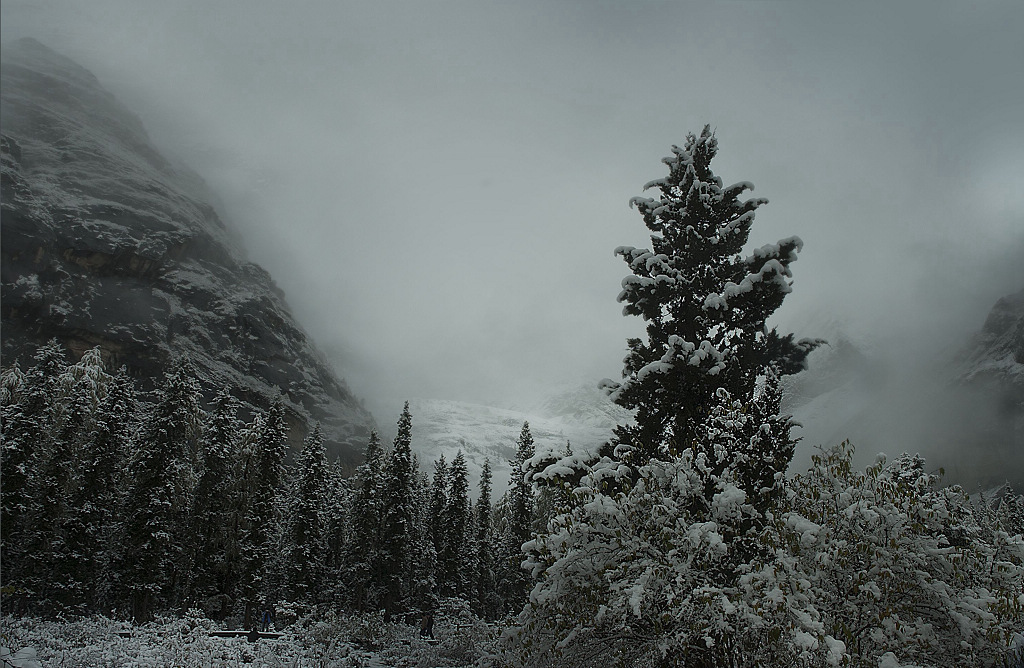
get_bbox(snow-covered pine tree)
[532,441,577,530]
[380,402,416,617]
[439,450,474,600]
[237,398,289,626]
[518,130,823,665]
[19,348,97,610]
[428,454,449,592]
[498,422,536,613]
[344,430,385,611]
[473,459,499,620]
[1,341,67,603]
[117,357,203,621]
[188,389,242,616]
[77,364,137,610]
[48,347,116,610]
[284,423,328,603]
[321,456,350,605]
[409,468,438,614]
[603,126,819,471]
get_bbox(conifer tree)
[345,431,385,611]
[188,389,242,616]
[21,364,86,609]
[473,460,499,619]
[519,130,823,665]
[238,399,289,625]
[409,469,438,614]
[428,454,449,590]
[76,364,137,609]
[321,457,350,605]
[498,422,537,613]
[380,402,416,616]
[118,357,203,621]
[284,423,328,603]
[1,341,66,598]
[439,450,473,600]
[51,348,116,610]
[603,126,819,472]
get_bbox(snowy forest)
[3,129,1023,667]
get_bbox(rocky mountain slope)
[957,287,1024,398]
[0,39,374,464]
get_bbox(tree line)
[0,344,544,627]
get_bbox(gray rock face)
[1,38,374,465]
[959,287,1024,396]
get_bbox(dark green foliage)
[428,454,449,588]
[0,342,532,622]
[498,422,537,613]
[344,431,386,611]
[606,126,819,468]
[473,460,499,620]
[118,357,203,621]
[284,423,328,602]
[439,451,473,599]
[408,470,438,614]
[237,399,289,625]
[1,342,66,584]
[188,389,242,616]
[380,402,416,616]
[76,365,137,609]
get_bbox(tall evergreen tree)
[473,459,499,619]
[439,451,473,600]
[427,454,449,591]
[603,126,819,474]
[1,341,67,601]
[321,457,349,604]
[284,423,328,603]
[237,399,289,626]
[20,361,87,610]
[77,364,137,609]
[498,422,537,613]
[409,469,438,614]
[345,431,385,611]
[380,402,416,617]
[50,348,117,610]
[117,357,203,621]
[188,389,242,616]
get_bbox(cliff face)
[958,288,1024,397]
[1,38,373,464]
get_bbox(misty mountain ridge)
[787,287,1024,489]
[0,38,374,463]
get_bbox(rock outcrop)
[1,38,374,465]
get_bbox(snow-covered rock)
[0,39,374,464]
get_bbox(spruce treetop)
[605,126,820,462]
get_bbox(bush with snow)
[515,440,1024,667]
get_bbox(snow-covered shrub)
[516,447,829,667]
[789,442,1024,668]
[515,441,1024,668]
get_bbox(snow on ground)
[1,606,507,668]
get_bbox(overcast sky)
[3,1,1022,417]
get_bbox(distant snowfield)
[383,384,633,495]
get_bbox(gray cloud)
[3,2,1021,456]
